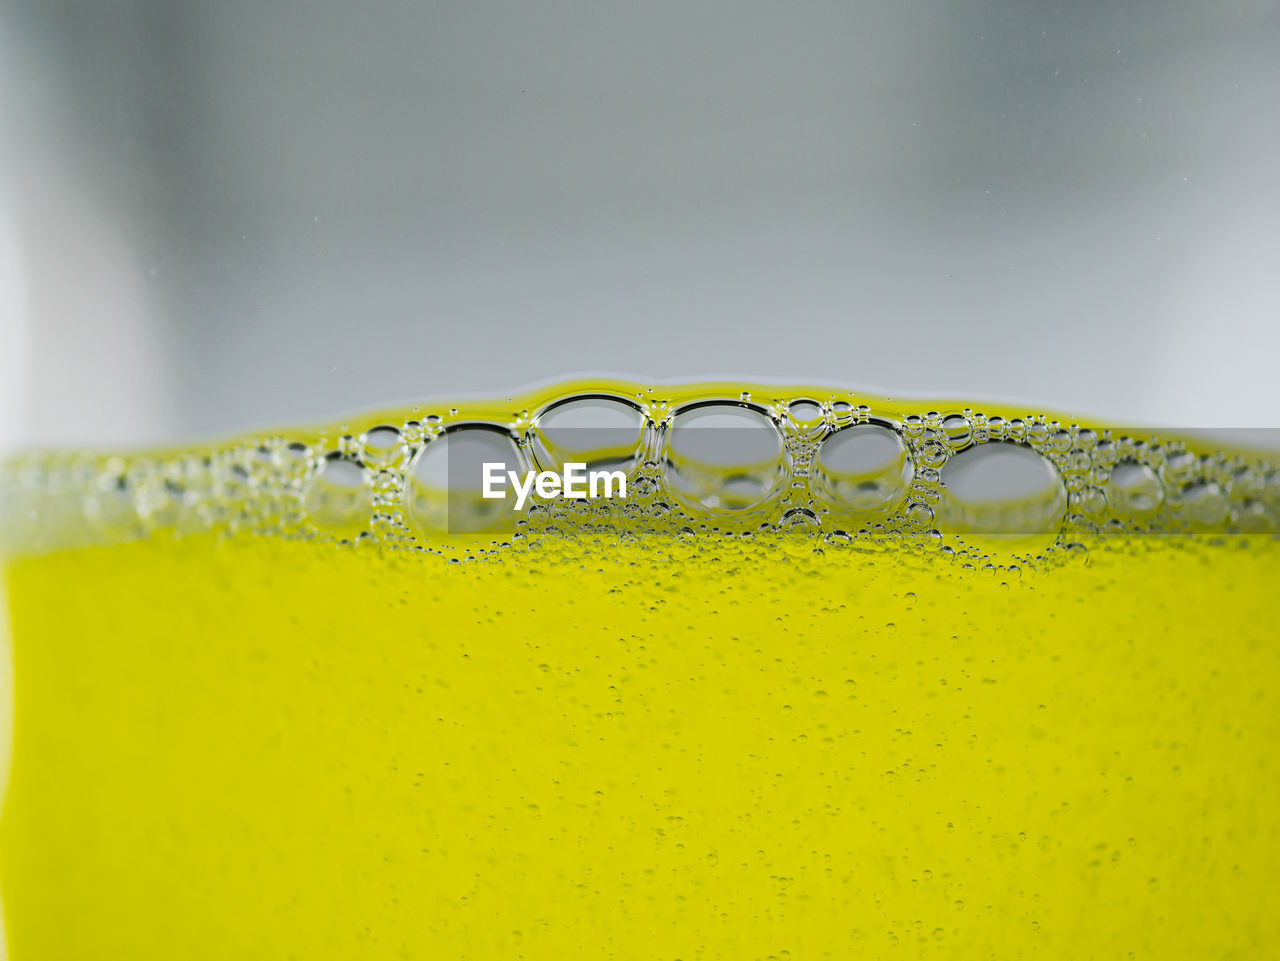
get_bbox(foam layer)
[2,381,1278,561]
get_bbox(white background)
[2,1,1278,452]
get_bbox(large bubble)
[529,395,647,478]
[405,424,527,536]
[938,442,1066,537]
[813,423,913,520]
[665,402,786,513]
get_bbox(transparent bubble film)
[2,380,1278,563]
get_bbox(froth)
[3,382,1279,561]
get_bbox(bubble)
[405,424,527,535]
[1265,468,1280,509]
[907,502,936,528]
[303,452,370,535]
[941,414,971,451]
[788,399,824,422]
[812,423,913,520]
[133,463,196,529]
[1107,461,1164,519]
[370,469,403,506]
[786,399,826,438]
[401,420,427,446]
[1078,487,1108,518]
[938,442,1066,537]
[1170,480,1228,528]
[665,402,787,513]
[360,425,407,470]
[83,466,138,532]
[776,506,821,534]
[919,443,949,470]
[279,441,313,480]
[1234,500,1276,532]
[830,401,855,426]
[1064,450,1092,476]
[1161,450,1199,487]
[1093,440,1118,468]
[529,395,647,477]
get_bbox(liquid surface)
[1,381,1278,959]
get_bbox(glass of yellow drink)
[5,4,1278,957]
[2,380,1277,958]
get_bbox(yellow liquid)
[2,382,1278,958]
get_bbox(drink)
[2,380,1278,958]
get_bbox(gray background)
[2,0,1278,451]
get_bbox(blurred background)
[1,0,1277,452]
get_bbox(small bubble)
[787,399,825,427]
[907,502,935,528]
[919,443,949,469]
[360,425,406,470]
[941,414,971,451]
[777,507,821,532]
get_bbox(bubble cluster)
[3,384,1279,559]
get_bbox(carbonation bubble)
[1234,499,1276,532]
[665,402,786,513]
[941,415,972,451]
[303,453,370,535]
[83,467,138,532]
[1170,480,1228,528]
[1107,461,1165,519]
[530,395,646,477]
[787,400,826,438]
[1265,469,1280,509]
[1079,487,1108,517]
[777,506,821,533]
[920,443,949,469]
[405,424,526,535]
[830,401,855,426]
[788,400,823,422]
[938,442,1067,537]
[813,423,913,519]
[360,425,406,470]
[280,442,312,478]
